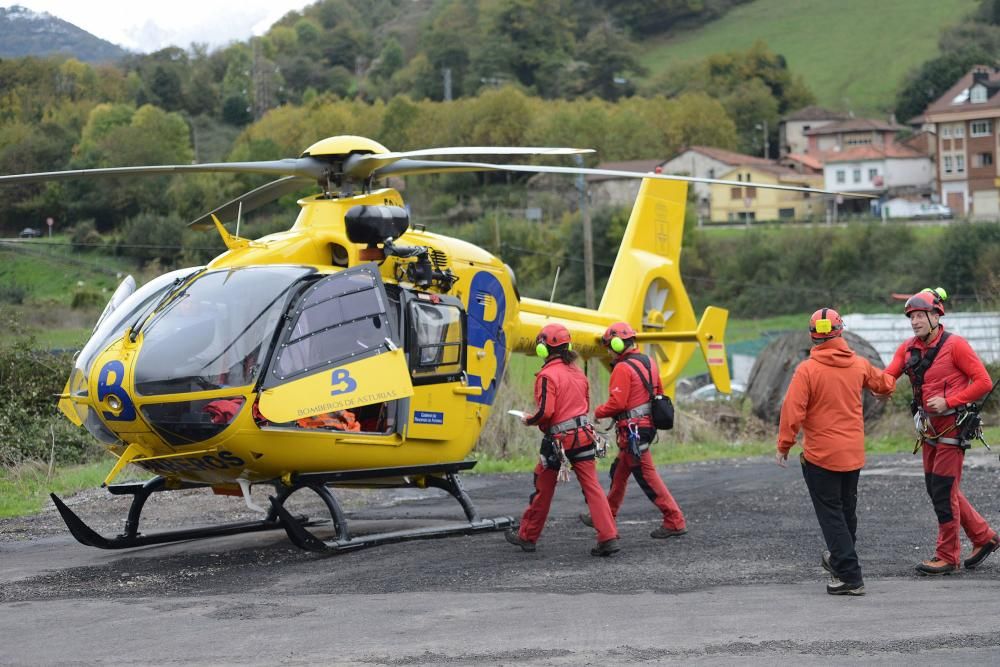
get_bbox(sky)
[13,1,315,53]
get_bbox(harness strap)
[616,403,651,420]
[904,331,951,405]
[566,446,597,462]
[548,415,591,435]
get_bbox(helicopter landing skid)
[270,463,515,553]
[49,476,309,550]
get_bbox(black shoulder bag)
[622,354,674,431]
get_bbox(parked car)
[683,381,746,403]
[19,227,41,238]
[883,199,952,220]
[911,203,953,220]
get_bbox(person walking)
[776,308,896,596]
[883,288,997,575]
[505,323,620,557]
[581,322,687,539]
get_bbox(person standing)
[582,322,687,539]
[883,288,997,575]
[777,308,895,596]
[505,323,620,557]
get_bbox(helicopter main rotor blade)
[343,146,594,180]
[375,159,875,198]
[0,157,332,186]
[188,176,315,229]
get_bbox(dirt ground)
[2,451,1000,664]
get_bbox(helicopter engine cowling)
[345,205,410,245]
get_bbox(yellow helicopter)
[1,135,855,553]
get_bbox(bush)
[0,310,101,467]
[71,288,105,309]
[0,281,27,305]
[70,219,103,252]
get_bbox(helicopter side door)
[399,289,473,440]
[257,264,413,432]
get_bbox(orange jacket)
[777,336,895,471]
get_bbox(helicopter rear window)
[272,275,388,381]
[409,301,464,380]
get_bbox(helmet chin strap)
[922,311,938,341]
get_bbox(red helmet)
[536,323,572,348]
[904,288,946,316]
[600,321,637,349]
[809,308,844,340]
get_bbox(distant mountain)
[0,5,128,63]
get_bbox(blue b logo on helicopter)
[330,368,357,396]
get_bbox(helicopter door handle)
[453,385,483,396]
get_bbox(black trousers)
[800,456,863,585]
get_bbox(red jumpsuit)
[515,356,618,545]
[595,349,686,532]
[885,326,995,566]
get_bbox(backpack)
[622,354,674,431]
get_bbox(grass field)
[639,0,979,113]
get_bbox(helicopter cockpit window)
[271,269,390,382]
[408,300,464,380]
[134,266,312,396]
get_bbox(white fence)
[841,312,1000,365]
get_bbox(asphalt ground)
[2,450,1000,665]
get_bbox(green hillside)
[639,0,979,114]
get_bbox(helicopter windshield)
[76,267,204,386]
[134,266,313,396]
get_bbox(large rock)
[746,331,887,425]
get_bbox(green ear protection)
[610,337,626,353]
[536,342,572,358]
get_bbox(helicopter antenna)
[236,201,243,239]
[549,265,561,303]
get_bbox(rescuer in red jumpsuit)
[581,322,687,539]
[505,323,620,556]
[884,288,997,575]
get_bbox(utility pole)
[575,154,597,387]
[442,67,452,102]
[574,154,595,310]
[757,119,769,160]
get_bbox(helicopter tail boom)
[514,177,730,395]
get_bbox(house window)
[730,187,742,200]
[745,186,757,199]
[942,126,951,138]
[971,85,988,103]
[868,168,878,180]
[971,120,992,137]
[778,208,795,220]
[954,124,965,138]
[836,170,845,184]
[853,169,861,183]
[975,152,994,167]
[944,156,953,174]
[956,154,965,173]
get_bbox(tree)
[574,20,647,101]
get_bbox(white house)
[822,145,934,199]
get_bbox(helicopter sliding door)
[257,264,413,433]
